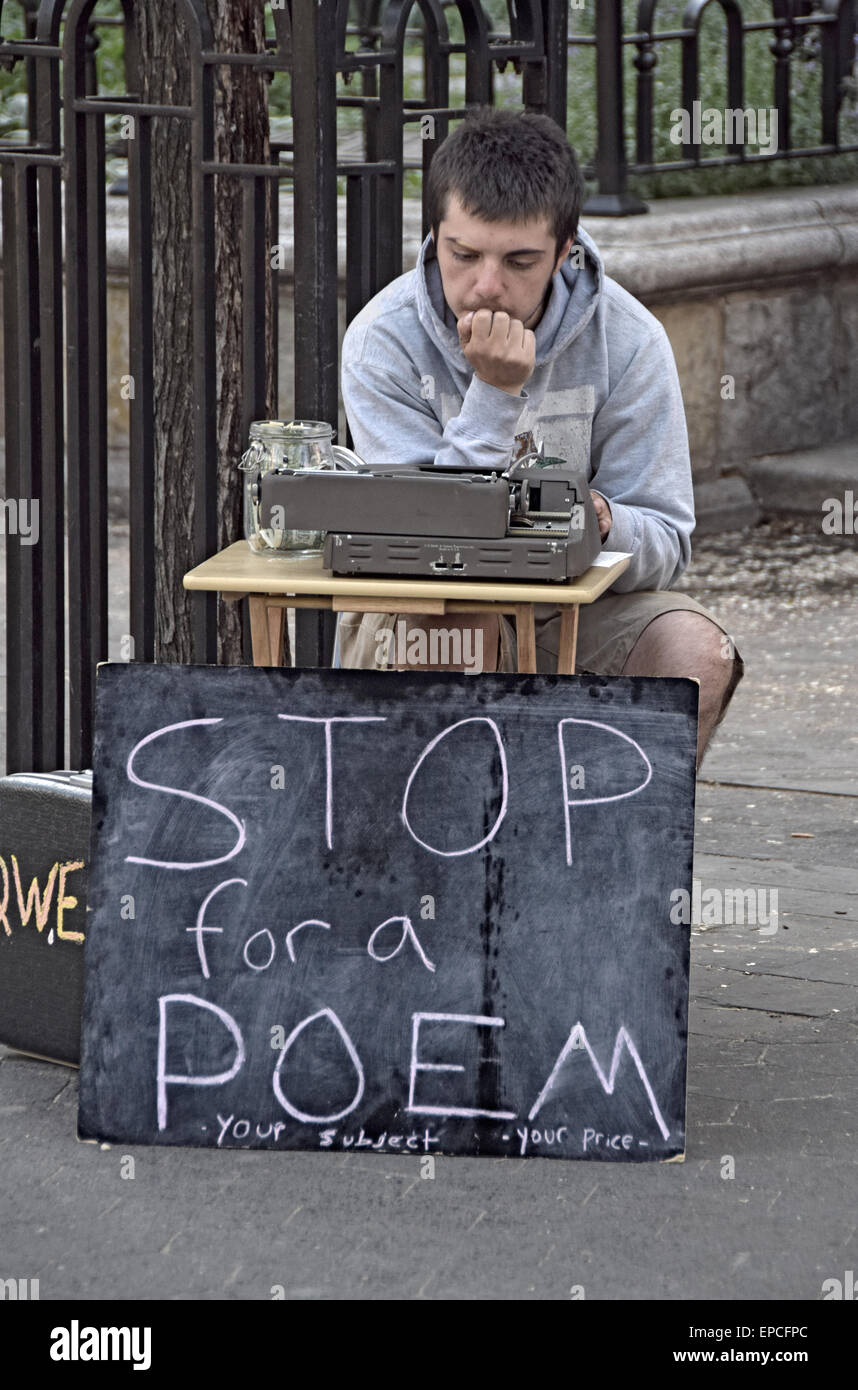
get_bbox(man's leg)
[620,611,741,766]
[532,592,744,766]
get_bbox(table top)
[183,541,631,605]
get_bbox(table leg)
[248,596,271,666]
[514,604,537,673]
[267,605,287,666]
[557,605,579,675]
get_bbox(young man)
[337,106,743,765]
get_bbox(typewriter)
[254,434,603,583]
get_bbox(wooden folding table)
[183,542,631,673]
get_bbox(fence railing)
[0,0,856,771]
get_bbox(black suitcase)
[0,771,91,1066]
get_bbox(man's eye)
[451,251,536,270]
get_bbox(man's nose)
[472,260,504,298]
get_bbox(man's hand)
[590,490,612,540]
[458,310,535,396]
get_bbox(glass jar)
[238,419,363,555]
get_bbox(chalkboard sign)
[79,663,698,1162]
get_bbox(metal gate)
[1,0,855,769]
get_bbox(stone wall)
[591,186,858,482]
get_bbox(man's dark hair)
[426,106,585,258]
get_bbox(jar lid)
[249,419,333,439]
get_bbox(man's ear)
[554,236,574,272]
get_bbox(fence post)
[291,0,340,664]
[63,0,109,765]
[540,0,568,129]
[583,0,647,215]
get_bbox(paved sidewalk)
[1,519,856,1300]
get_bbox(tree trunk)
[135,0,276,664]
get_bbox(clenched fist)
[458,309,536,396]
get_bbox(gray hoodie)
[340,226,695,591]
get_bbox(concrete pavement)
[0,517,856,1300]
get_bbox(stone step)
[747,439,858,517]
[694,438,858,534]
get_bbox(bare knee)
[625,612,724,674]
[622,611,740,714]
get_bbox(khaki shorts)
[335,590,743,675]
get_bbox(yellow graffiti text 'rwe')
[0,856,85,942]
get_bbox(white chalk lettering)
[514,1124,570,1155]
[157,994,245,1130]
[408,1011,516,1119]
[557,718,652,867]
[126,720,246,870]
[272,1007,365,1123]
[277,716,386,849]
[401,718,508,856]
[581,1129,635,1152]
[214,1114,286,1147]
[318,1128,438,1152]
[528,1022,669,1140]
[188,877,247,978]
[285,918,331,963]
[367,915,436,973]
[243,927,276,972]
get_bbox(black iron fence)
[1,0,856,772]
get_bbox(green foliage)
[0,0,126,147]
[0,1,29,136]
[610,0,858,196]
[443,0,858,196]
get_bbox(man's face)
[433,192,574,330]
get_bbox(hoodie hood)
[416,224,604,371]
[341,213,695,593]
